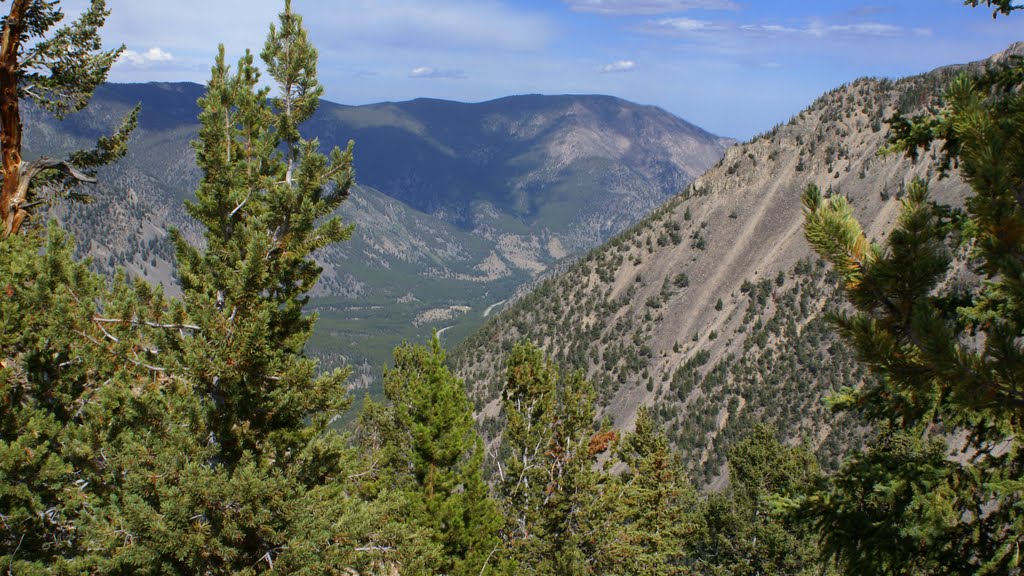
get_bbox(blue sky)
[64,0,1022,139]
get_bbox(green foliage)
[497,341,610,574]
[0,3,435,572]
[691,426,824,576]
[964,0,1022,17]
[170,0,354,466]
[592,407,700,574]
[8,0,121,117]
[365,335,503,575]
[0,225,174,571]
[801,20,1024,573]
[799,424,972,575]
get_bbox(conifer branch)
[93,316,201,331]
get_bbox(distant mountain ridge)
[308,91,732,249]
[27,83,730,391]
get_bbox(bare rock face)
[450,50,999,487]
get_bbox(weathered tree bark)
[0,0,28,237]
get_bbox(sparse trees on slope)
[800,7,1024,572]
[0,0,136,237]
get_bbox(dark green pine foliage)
[800,8,1024,572]
[497,341,611,574]
[592,406,700,575]
[367,335,503,575]
[0,225,190,573]
[692,426,823,576]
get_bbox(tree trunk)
[0,0,27,237]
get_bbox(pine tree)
[103,2,414,572]
[1,225,151,571]
[497,341,611,574]
[0,2,165,570]
[499,340,558,564]
[2,1,432,572]
[692,426,822,576]
[592,406,699,575]
[364,335,503,575]
[0,0,136,237]
[800,6,1024,572]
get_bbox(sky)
[61,0,1023,139]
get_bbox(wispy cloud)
[69,0,553,64]
[641,17,721,35]
[646,18,911,40]
[409,67,468,79]
[827,23,902,37]
[598,59,637,73]
[564,0,737,15]
[738,23,803,35]
[118,46,174,66]
[741,21,904,38]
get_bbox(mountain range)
[27,84,730,390]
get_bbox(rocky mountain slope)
[28,84,729,390]
[449,49,1018,486]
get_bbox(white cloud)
[739,24,803,35]
[564,0,737,15]
[598,59,636,73]
[733,21,906,39]
[828,23,901,37]
[65,0,553,64]
[642,17,721,34]
[409,67,468,79]
[118,47,174,66]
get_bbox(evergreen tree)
[104,3,415,572]
[692,426,822,576]
[365,335,503,575]
[499,340,558,565]
[1,1,439,572]
[592,406,699,575]
[800,6,1024,572]
[0,1,159,570]
[497,341,611,574]
[171,2,354,467]
[0,224,191,572]
[0,0,136,237]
